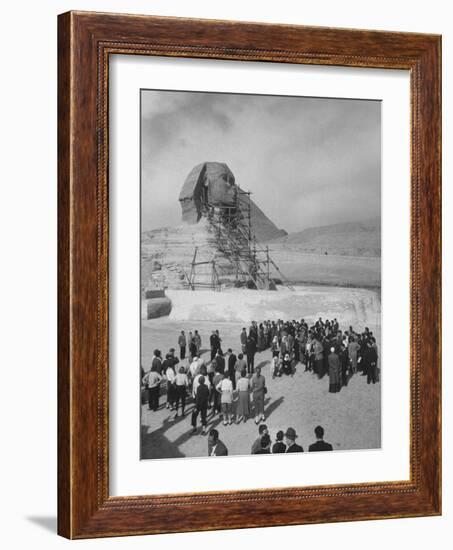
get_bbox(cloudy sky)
[141,90,381,234]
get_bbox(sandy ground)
[141,286,381,460]
[267,248,381,288]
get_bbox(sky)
[141,90,381,234]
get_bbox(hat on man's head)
[285,427,298,439]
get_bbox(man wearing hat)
[285,427,304,452]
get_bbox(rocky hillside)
[268,218,381,257]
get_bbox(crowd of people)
[207,424,333,456]
[141,316,379,455]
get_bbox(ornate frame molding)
[58,11,441,538]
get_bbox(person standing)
[178,331,187,360]
[142,366,162,412]
[212,368,223,417]
[246,334,257,375]
[286,331,295,359]
[308,425,333,452]
[164,354,176,410]
[210,330,220,361]
[167,347,180,371]
[365,340,378,384]
[313,338,324,378]
[215,329,223,355]
[348,336,360,374]
[285,427,304,452]
[174,366,189,418]
[191,375,210,435]
[255,434,271,454]
[227,348,237,389]
[151,349,163,375]
[328,347,342,393]
[189,337,197,362]
[234,353,247,385]
[240,327,247,354]
[339,342,349,387]
[236,369,250,423]
[194,330,202,355]
[272,430,287,453]
[217,373,234,425]
[251,424,269,454]
[189,356,201,380]
[192,366,211,399]
[250,366,266,423]
[271,335,279,358]
[257,324,265,352]
[208,428,228,456]
[215,350,225,374]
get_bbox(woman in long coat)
[257,324,266,352]
[328,347,341,393]
[313,338,324,378]
[235,369,250,423]
[250,366,266,423]
[348,337,360,374]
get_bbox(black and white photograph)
[140,89,381,460]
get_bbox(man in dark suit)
[272,430,287,453]
[208,428,228,456]
[285,427,304,452]
[191,376,210,435]
[227,348,237,388]
[364,340,378,384]
[215,350,225,374]
[308,425,333,452]
[210,331,220,361]
[246,334,257,374]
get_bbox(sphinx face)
[179,162,237,224]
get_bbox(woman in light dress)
[235,369,250,423]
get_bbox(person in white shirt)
[165,361,176,410]
[174,366,189,417]
[189,356,201,380]
[142,366,162,411]
[192,366,211,399]
[217,375,234,425]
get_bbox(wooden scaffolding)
[185,185,294,292]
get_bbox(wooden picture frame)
[58,11,441,539]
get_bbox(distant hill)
[267,218,381,257]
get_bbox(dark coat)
[195,384,210,408]
[151,356,163,374]
[246,337,257,355]
[308,440,333,452]
[228,353,237,375]
[210,333,220,350]
[208,439,228,456]
[286,443,304,453]
[272,441,287,454]
[215,355,225,374]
